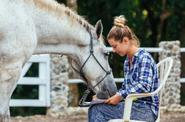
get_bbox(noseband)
[71,31,112,107]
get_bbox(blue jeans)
[88,102,156,122]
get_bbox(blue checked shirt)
[118,49,159,117]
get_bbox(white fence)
[10,54,50,107]
[9,47,185,107]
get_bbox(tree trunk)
[67,0,77,11]
[157,0,170,43]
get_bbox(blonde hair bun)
[114,15,127,28]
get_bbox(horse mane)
[28,0,94,32]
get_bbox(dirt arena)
[10,112,185,122]
[11,115,87,122]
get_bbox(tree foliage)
[77,0,185,46]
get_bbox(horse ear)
[95,20,103,39]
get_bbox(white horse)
[0,0,117,121]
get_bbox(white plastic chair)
[109,57,173,122]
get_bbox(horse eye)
[104,52,110,56]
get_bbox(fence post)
[159,41,181,107]
[47,55,69,117]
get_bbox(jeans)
[88,102,156,122]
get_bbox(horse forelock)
[26,0,94,32]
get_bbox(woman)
[88,15,159,122]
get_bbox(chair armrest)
[123,93,152,121]
[126,93,152,99]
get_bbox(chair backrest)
[119,57,173,122]
[155,57,173,122]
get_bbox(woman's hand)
[92,95,97,100]
[104,94,122,105]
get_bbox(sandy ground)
[10,112,185,122]
[11,115,87,122]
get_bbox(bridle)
[70,31,112,107]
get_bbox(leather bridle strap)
[70,31,111,107]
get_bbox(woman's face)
[108,37,129,56]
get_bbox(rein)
[70,31,112,107]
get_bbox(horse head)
[68,20,117,99]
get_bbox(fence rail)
[106,47,185,53]
[69,47,185,84]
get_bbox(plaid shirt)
[118,49,159,116]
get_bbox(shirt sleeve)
[118,56,154,98]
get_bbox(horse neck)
[26,0,95,55]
